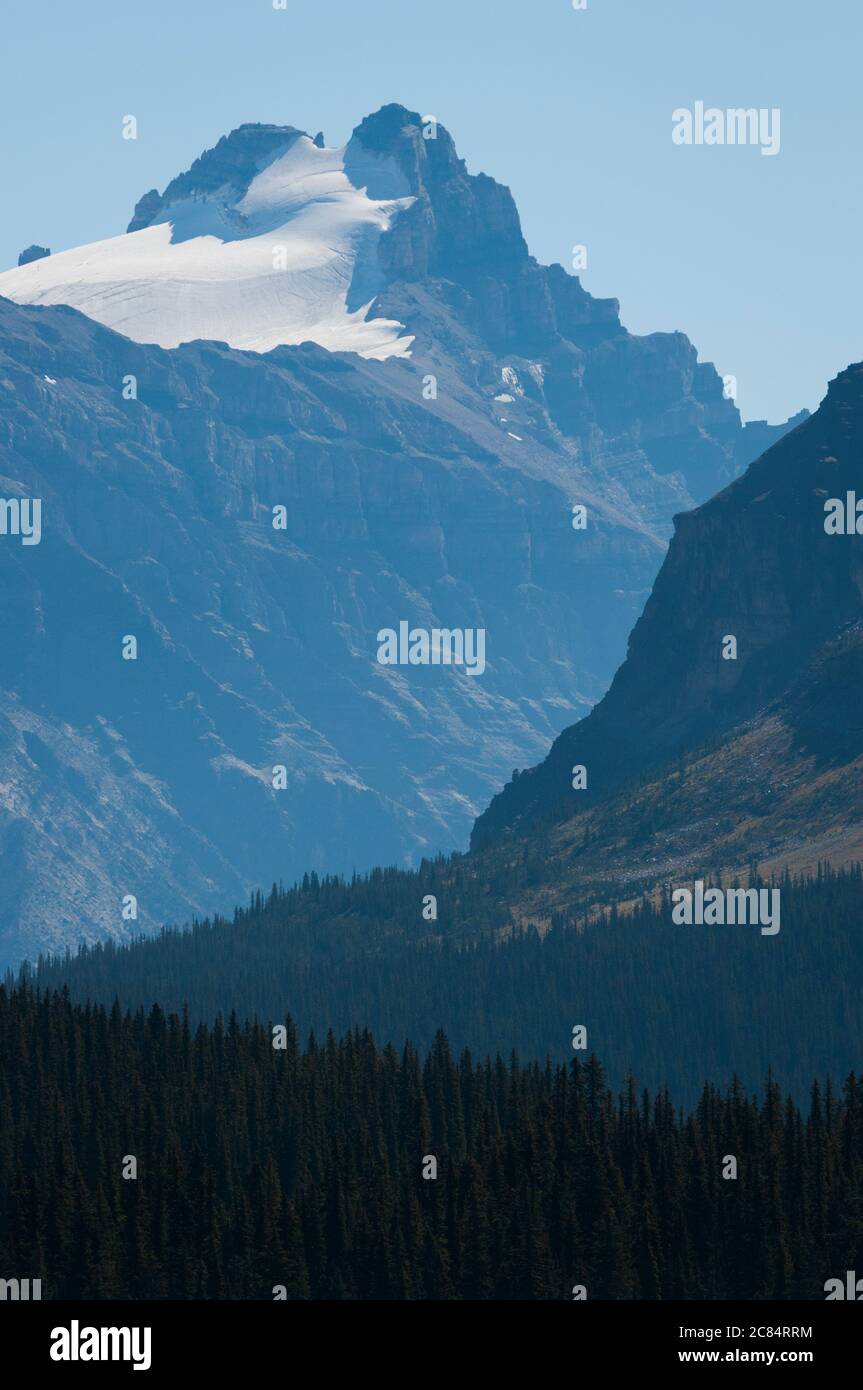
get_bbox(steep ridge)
[473,363,862,850]
[0,107,801,968]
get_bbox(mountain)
[472,362,862,857]
[33,361,863,1103]
[0,106,802,969]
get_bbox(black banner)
[4,1298,858,1376]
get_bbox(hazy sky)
[2,0,859,422]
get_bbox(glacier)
[0,132,416,359]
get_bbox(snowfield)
[0,136,416,359]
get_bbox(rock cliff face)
[0,106,802,967]
[472,364,862,849]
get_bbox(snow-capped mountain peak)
[0,127,416,359]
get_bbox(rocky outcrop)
[351,105,619,353]
[17,245,50,266]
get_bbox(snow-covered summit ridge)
[0,124,417,359]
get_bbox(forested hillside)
[1,982,861,1300]
[26,865,863,1103]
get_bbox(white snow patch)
[500,365,524,395]
[0,136,416,360]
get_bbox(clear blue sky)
[2,0,859,422]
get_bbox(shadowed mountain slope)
[473,364,861,849]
